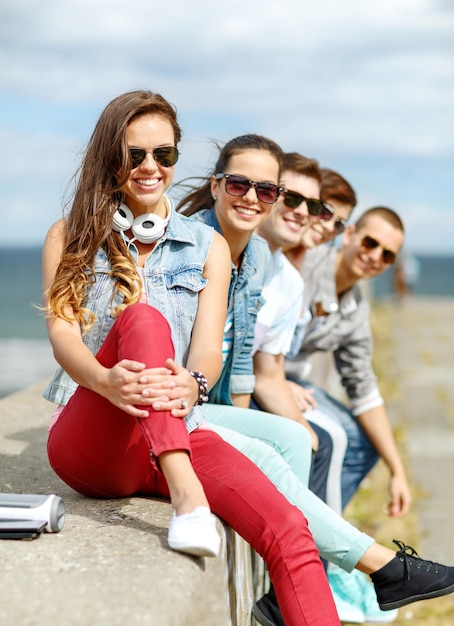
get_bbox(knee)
[119,303,171,333]
[279,420,313,456]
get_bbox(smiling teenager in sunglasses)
[252,155,343,498]
[286,205,411,526]
[179,144,326,466]
[283,167,353,274]
[283,177,410,623]
[43,90,233,560]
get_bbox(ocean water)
[368,253,454,300]
[1,246,453,397]
[0,246,57,397]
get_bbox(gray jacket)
[285,245,384,416]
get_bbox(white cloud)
[0,0,453,249]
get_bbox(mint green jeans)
[204,403,374,571]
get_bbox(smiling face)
[210,149,281,242]
[257,170,321,253]
[121,113,176,218]
[301,198,353,249]
[340,213,404,282]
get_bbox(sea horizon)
[1,245,453,398]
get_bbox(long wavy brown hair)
[46,90,181,330]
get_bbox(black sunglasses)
[284,190,332,218]
[284,191,346,235]
[129,146,179,169]
[361,235,397,264]
[328,208,347,235]
[216,173,283,204]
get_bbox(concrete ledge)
[0,383,263,625]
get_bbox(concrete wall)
[0,382,264,625]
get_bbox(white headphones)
[112,199,171,244]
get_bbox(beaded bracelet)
[189,370,209,405]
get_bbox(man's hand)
[387,473,412,517]
[287,379,317,411]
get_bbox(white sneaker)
[167,506,220,557]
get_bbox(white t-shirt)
[253,249,309,356]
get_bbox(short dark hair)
[356,206,404,233]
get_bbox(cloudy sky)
[1,0,453,253]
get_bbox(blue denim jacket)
[190,209,271,405]
[43,204,215,433]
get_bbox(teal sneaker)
[328,567,398,624]
[331,585,365,623]
[328,567,365,623]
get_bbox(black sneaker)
[371,539,454,611]
[251,584,285,626]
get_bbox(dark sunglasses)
[129,146,179,169]
[328,208,347,235]
[284,190,331,218]
[361,235,397,264]
[284,191,346,235]
[215,173,283,204]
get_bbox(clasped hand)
[103,358,196,418]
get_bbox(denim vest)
[190,209,270,405]
[43,205,215,433]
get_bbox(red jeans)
[48,304,339,625]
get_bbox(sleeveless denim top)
[43,203,215,433]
